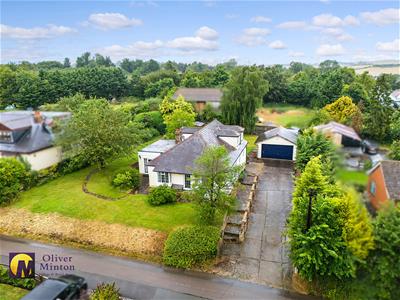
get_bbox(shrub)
[0,265,37,290]
[147,185,177,206]
[90,282,120,300]
[134,111,166,134]
[163,226,220,268]
[0,158,30,204]
[112,168,140,190]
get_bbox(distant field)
[353,65,400,76]
[257,104,315,128]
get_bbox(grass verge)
[0,284,28,300]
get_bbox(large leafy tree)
[295,129,337,176]
[221,66,268,132]
[388,140,400,161]
[191,146,242,224]
[322,96,363,132]
[262,65,290,104]
[288,157,373,283]
[160,96,195,138]
[369,204,400,300]
[57,99,136,168]
[363,74,395,141]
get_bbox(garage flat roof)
[139,139,176,153]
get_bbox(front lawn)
[0,284,28,300]
[11,141,198,233]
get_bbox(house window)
[185,174,191,189]
[0,131,12,143]
[144,158,151,174]
[158,172,169,184]
[370,181,376,195]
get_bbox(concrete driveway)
[222,159,294,289]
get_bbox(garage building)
[256,127,298,160]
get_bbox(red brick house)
[367,160,400,210]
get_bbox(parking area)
[221,159,294,289]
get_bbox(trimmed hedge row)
[163,226,220,268]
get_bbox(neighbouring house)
[390,89,400,107]
[367,160,400,210]
[0,111,70,170]
[138,120,247,190]
[172,88,222,111]
[255,127,298,160]
[314,121,361,147]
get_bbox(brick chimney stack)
[175,128,182,144]
[33,111,43,123]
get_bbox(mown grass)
[244,134,257,154]
[257,103,315,128]
[12,139,198,233]
[0,284,28,300]
[336,168,368,187]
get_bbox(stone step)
[226,213,244,225]
[224,224,241,236]
[223,233,239,243]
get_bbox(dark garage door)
[261,144,294,160]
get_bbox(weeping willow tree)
[221,66,268,132]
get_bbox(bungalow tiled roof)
[172,88,223,103]
[148,120,246,174]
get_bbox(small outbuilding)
[314,121,361,147]
[256,127,298,160]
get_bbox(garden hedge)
[0,265,37,290]
[163,226,220,268]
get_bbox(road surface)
[0,235,313,300]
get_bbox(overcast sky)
[1,0,399,65]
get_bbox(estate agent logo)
[9,252,35,278]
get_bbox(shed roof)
[314,121,361,142]
[256,127,298,144]
[172,88,223,103]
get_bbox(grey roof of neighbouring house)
[255,127,298,144]
[314,121,361,142]
[172,88,223,103]
[0,111,70,154]
[0,123,54,154]
[181,127,200,134]
[379,160,400,200]
[138,139,176,153]
[0,114,32,130]
[147,120,246,174]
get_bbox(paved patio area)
[222,159,294,289]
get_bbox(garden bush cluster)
[147,185,177,206]
[112,168,140,190]
[0,155,90,204]
[0,265,37,290]
[0,158,30,204]
[163,226,220,268]
[90,282,121,300]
